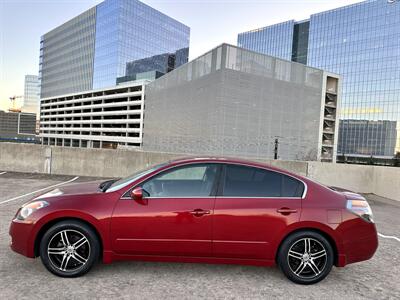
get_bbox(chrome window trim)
[119,160,308,200]
[120,196,216,200]
[121,196,302,200]
[215,196,303,199]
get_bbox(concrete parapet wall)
[0,143,48,173]
[0,143,399,201]
[257,159,309,177]
[50,147,180,178]
[307,162,375,194]
[373,166,400,201]
[306,162,400,202]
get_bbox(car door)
[110,163,220,257]
[212,164,304,260]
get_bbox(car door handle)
[277,208,298,215]
[189,209,211,217]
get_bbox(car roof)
[166,156,303,179]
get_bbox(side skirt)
[103,251,275,267]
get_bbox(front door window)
[142,164,218,197]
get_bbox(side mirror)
[130,187,144,200]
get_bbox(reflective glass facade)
[23,75,39,108]
[92,0,189,88]
[238,0,400,157]
[40,8,97,98]
[338,119,397,156]
[308,0,400,157]
[40,0,190,98]
[237,20,295,61]
[116,52,177,84]
[292,21,310,64]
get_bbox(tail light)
[346,199,374,223]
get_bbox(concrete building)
[39,0,190,98]
[237,0,400,158]
[143,44,341,162]
[40,81,146,149]
[0,111,37,143]
[338,119,397,157]
[23,75,40,115]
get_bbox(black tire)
[39,220,100,277]
[277,231,334,285]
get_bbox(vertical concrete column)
[211,47,218,72]
[44,147,52,174]
[220,44,228,70]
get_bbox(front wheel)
[277,231,334,284]
[39,220,100,277]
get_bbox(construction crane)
[9,95,23,112]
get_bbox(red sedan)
[9,157,378,284]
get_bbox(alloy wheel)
[47,229,91,272]
[287,237,327,279]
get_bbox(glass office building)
[39,0,190,98]
[338,119,397,157]
[39,8,97,98]
[238,0,400,157]
[23,75,40,114]
[238,21,295,61]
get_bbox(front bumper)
[9,219,36,258]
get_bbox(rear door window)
[282,175,304,197]
[222,164,304,198]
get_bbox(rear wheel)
[39,220,100,277]
[277,231,334,284]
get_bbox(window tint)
[141,164,218,197]
[222,165,304,198]
[157,166,207,180]
[282,175,304,197]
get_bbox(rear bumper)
[337,218,378,267]
[9,219,36,258]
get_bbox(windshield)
[106,162,168,193]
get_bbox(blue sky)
[0,0,361,110]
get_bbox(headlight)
[346,199,374,223]
[16,201,49,220]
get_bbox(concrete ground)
[0,171,399,300]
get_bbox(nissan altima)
[9,157,378,284]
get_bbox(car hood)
[35,180,105,200]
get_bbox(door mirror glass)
[130,187,144,200]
